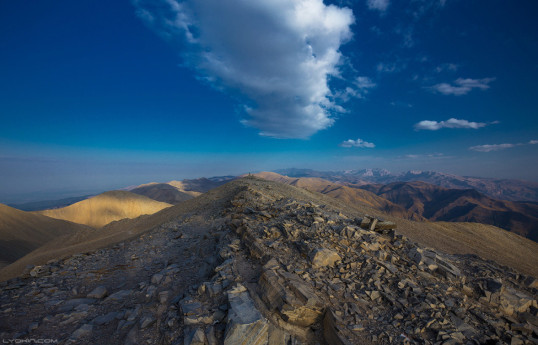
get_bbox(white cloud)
[404,153,445,159]
[469,144,517,152]
[376,62,399,73]
[470,140,538,152]
[340,138,376,148]
[370,26,382,35]
[134,0,354,139]
[430,77,495,96]
[367,0,389,12]
[333,77,377,102]
[414,118,488,131]
[435,63,459,73]
[390,101,413,108]
[355,76,376,90]
[412,0,448,19]
[336,76,376,101]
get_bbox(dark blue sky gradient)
[1,0,537,202]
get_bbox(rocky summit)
[1,177,537,345]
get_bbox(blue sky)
[1,0,537,202]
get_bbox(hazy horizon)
[3,162,538,205]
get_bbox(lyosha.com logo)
[2,339,59,344]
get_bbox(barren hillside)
[0,204,91,267]
[361,181,538,241]
[36,191,172,228]
[254,172,421,221]
[130,183,193,204]
[167,177,234,197]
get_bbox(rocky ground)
[1,177,537,344]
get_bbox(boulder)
[359,217,372,229]
[310,248,341,269]
[29,265,49,277]
[375,221,396,231]
[408,248,460,279]
[341,226,357,239]
[185,328,208,345]
[105,289,133,302]
[70,324,92,340]
[140,315,156,329]
[92,312,119,325]
[499,287,537,315]
[224,284,269,345]
[87,286,108,299]
[124,326,139,345]
[258,269,324,327]
[369,218,378,231]
[323,309,354,345]
[151,273,164,285]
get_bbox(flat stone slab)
[224,284,269,345]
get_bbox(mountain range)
[263,171,538,242]
[360,181,538,241]
[1,177,537,344]
[4,170,538,242]
[276,168,538,202]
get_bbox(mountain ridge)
[253,172,422,221]
[3,177,537,281]
[276,168,538,202]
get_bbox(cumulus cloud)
[340,138,376,148]
[414,118,489,131]
[429,77,495,96]
[133,0,355,138]
[367,0,389,12]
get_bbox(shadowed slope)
[0,204,91,267]
[362,181,538,241]
[167,177,235,197]
[130,183,193,204]
[36,191,172,228]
